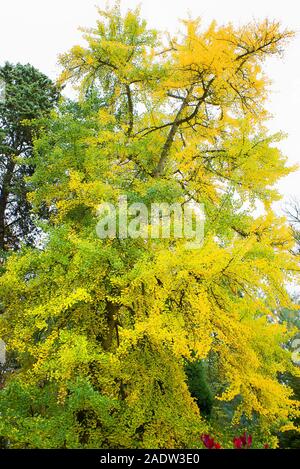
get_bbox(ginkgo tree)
[0,2,299,449]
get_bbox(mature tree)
[0,5,299,448]
[0,62,59,252]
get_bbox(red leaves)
[233,432,252,449]
[201,434,222,449]
[201,431,269,449]
[232,437,243,449]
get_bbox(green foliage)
[0,62,59,251]
[185,360,213,418]
[0,4,299,449]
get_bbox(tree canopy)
[0,62,59,252]
[0,3,299,449]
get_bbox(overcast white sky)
[1,0,299,214]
